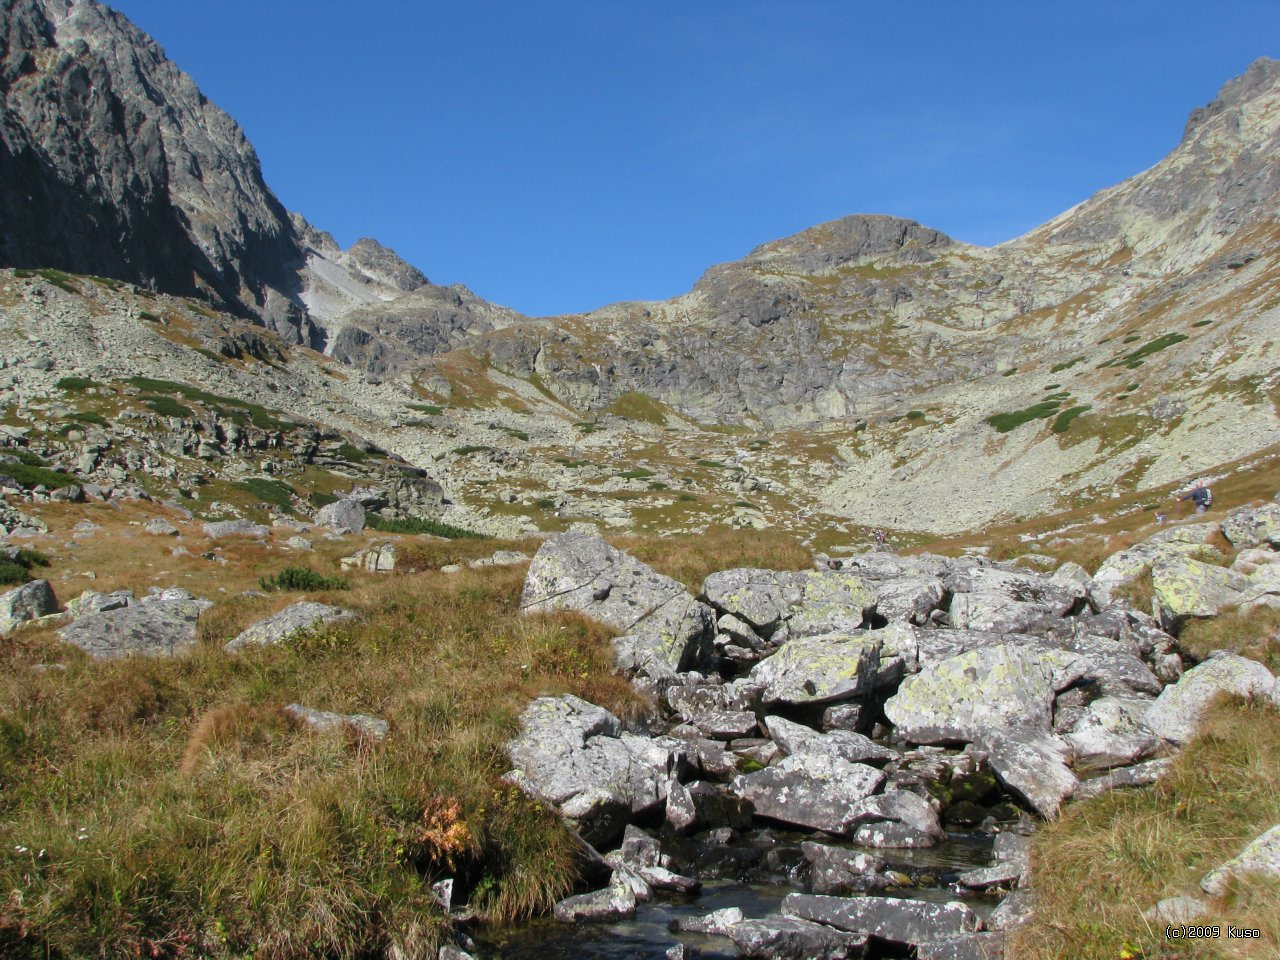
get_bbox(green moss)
[55,376,99,392]
[1052,405,1092,434]
[365,515,486,540]
[145,396,194,418]
[236,477,297,513]
[986,400,1064,433]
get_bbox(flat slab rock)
[731,753,885,834]
[552,882,637,923]
[225,601,356,652]
[728,915,869,960]
[58,593,211,659]
[783,893,980,947]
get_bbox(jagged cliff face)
[0,0,438,347]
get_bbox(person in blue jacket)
[1175,480,1213,514]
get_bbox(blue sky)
[108,1,1278,317]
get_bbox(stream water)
[475,830,1001,959]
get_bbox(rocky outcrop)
[225,601,355,652]
[0,577,57,635]
[520,533,713,675]
[58,588,211,658]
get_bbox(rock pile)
[504,519,1280,957]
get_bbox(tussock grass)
[1180,606,1280,673]
[1014,698,1280,959]
[0,557,639,957]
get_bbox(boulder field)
[502,505,1280,958]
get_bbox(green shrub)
[498,426,530,442]
[124,377,293,431]
[1050,356,1085,373]
[0,548,49,586]
[697,459,728,469]
[407,403,444,416]
[1001,368,1018,377]
[55,376,98,392]
[335,443,369,463]
[986,400,1064,433]
[576,422,600,434]
[1,460,75,490]
[1192,319,1213,327]
[906,410,926,420]
[146,396,193,418]
[619,468,656,480]
[309,491,339,509]
[65,411,107,427]
[365,514,486,540]
[237,477,297,513]
[453,445,493,456]
[259,566,351,592]
[36,268,79,293]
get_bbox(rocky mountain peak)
[742,214,959,274]
[1182,55,1280,141]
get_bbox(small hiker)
[1175,480,1213,515]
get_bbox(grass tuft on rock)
[1014,697,1280,959]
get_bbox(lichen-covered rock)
[1150,556,1251,625]
[65,589,132,619]
[1065,697,1161,771]
[143,518,180,536]
[0,579,58,636]
[874,576,945,625]
[884,645,1084,744]
[727,916,869,960]
[58,594,207,658]
[316,498,366,534]
[847,790,944,845]
[787,571,879,637]
[750,632,882,706]
[701,568,804,634]
[764,716,896,765]
[915,933,1007,960]
[1221,503,1280,549]
[225,601,356,652]
[521,533,713,673]
[783,893,979,948]
[339,542,397,572]
[1144,655,1277,744]
[1074,757,1173,800]
[1144,896,1208,925]
[284,703,387,740]
[202,519,270,538]
[506,695,688,820]
[801,842,885,894]
[552,882,637,923]
[1201,824,1280,896]
[979,732,1077,819]
[730,753,884,833]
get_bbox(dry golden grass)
[0,539,638,959]
[617,525,812,591]
[1013,698,1280,960]
[1179,607,1280,674]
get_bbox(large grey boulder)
[764,716,897,765]
[846,790,944,847]
[58,594,209,659]
[521,533,713,673]
[701,568,804,634]
[884,644,1084,744]
[1065,697,1161,771]
[316,498,366,534]
[226,601,356,652]
[749,632,882,707]
[730,753,884,833]
[787,571,879,637]
[340,542,397,572]
[978,732,1077,818]
[727,916,869,960]
[1151,556,1251,625]
[874,575,945,625]
[1221,503,1280,548]
[783,893,979,948]
[1144,655,1277,745]
[506,695,689,826]
[916,933,1007,960]
[1201,824,1280,896]
[0,579,58,636]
